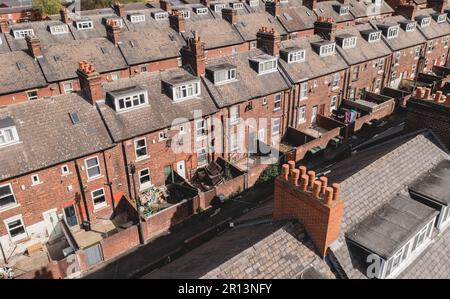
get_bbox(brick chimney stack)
[256,27,281,57]
[113,2,126,17]
[314,16,337,42]
[222,8,238,25]
[60,8,70,24]
[200,0,211,7]
[427,0,446,13]
[160,0,172,12]
[26,35,42,58]
[181,31,206,76]
[274,162,345,257]
[169,10,185,33]
[77,60,104,105]
[106,19,122,45]
[0,17,9,33]
[396,4,418,20]
[265,0,281,17]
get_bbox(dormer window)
[437,14,447,24]
[173,81,200,101]
[405,21,416,32]
[49,24,69,35]
[367,31,381,42]
[76,20,93,30]
[231,2,244,9]
[106,18,124,28]
[419,16,431,27]
[319,43,335,57]
[13,29,34,39]
[281,48,306,63]
[108,87,149,112]
[340,5,350,16]
[386,25,399,39]
[129,13,145,23]
[206,64,237,85]
[250,55,278,74]
[0,118,19,147]
[176,9,190,19]
[213,3,226,12]
[340,36,357,49]
[152,12,169,21]
[195,7,208,15]
[248,0,259,6]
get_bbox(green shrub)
[256,163,281,185]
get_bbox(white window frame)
[414,46,421,58]
[386,26,399,39]
[229,132,239,152]
[85,156,101,180]
[368,31,381,43]
[420,17,431,27]
[332,73,340,88]
[214,68,237,85]
[26,90,38,101]
[115,91,148,112]
[0,183,17,210]
[61,165,70,175]
[195,118,207,140]
[272,118,280,136]
[288,50,306,63]
[319,43,335,57]
[159,131,169,141]
[339,6,349,16]
[214,4,226,12]
[173,82,201,101]
[258,59,278,74]
[138,168,152,191]
[63,82,73,94]
[405,22,416,32]
[197,147,208,166]
[4,215,27,242]
[443,36,448,48]
[13,29,34,39]
[76,20,94,30]
[31,174,41,185]
[300,82,308,100]
[248,0,259,7]
[298,106,306,124]
[134,138,148,160]
[178,10,190,19]
[274,93,282,111]
[232,2,244,9]
[229,106,240,125]
[195,7,208,15]
[342,36,357,49]
[91,188,107,210]
[153,12,169,21]
[49,24,69,35]
[330,96,338,112]
[130,14,145,23]
[0,126,19,147]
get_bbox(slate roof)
[0,50,47,95]
[348,0,394,19]
[314,1,355,24]
[97,68,218,142]
[371,15,427,51]
[37,37,128,82]
[276,1,317,33]
[0,33,10,54]
[4,20,75,51]
[326,130,449,279]
[0,94,113,180]
[415,8,450,40]
[279,35,348,83]
[202,49,290,107]
[144,202,335,279]
[233,11,287,42]
[335,23,392,65]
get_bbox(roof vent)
[69,112,80,124]
[16,61,26,70]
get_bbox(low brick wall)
[353,99,395,131]
[215,175,245,198]
[16,255,77,279]
[100,225,139,261]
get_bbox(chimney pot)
[319,176,328,194]
[77,60,103,105]
[288,160,295,170]
[324,187,333,205]
[256,26,281,56]
[434,91,443,103]
[291,169,300,186]
[307,170,316,189]
[299,166,307,177]
[281,164,290,181]
[424,88,431,99]
[300,174,309,191]
[313,181,322,198]
[332,183,341,201]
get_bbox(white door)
[311,106,318,124]
[258,129,265,142]
[176,160,186,179]
[43,209,62,239]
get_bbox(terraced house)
[0,0,450,278]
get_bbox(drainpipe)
[102,150,116,211]
[128,162,144,245]
[0,242,6,264]
[74,161,91,225]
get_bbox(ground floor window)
[91,188,106,209]
[139,168,152,190]
[197,147,208,166]
[4,215,27,242]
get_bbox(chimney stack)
[273,161,344,257]
[424,87,432,99]
[265,0,281,17]
[396,4,417,20]
[160,0,172,12]
[169,10,185,33]
[106,19,122,45]
[77,60,104,105]
[427,0,446,13]
[200,0,211,6]
[222,8,238,25]
[26,35,42,58]
[256,27,281,57]
[181,31,206,76]
[60,8,70,24]
[0,17,9,33]
[314,16,337,41]
[113,2,126,17]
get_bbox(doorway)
[43,209,63,240]
[176,160,186,179]
[64,205,78,228]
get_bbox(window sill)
[299,97,308,101]
[93,204,108,211]
[273,108,281,112]
[0,203,21,213]
[31,182,43,187]
[196,136,207,142]
[331,86,340,91]
[87,175,104,183]
[135,156,150,162]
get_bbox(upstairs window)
[420,17,431,27]
[85,156,101,180]
[274,93,282,110]
[153,12,169,21]
[209,67,237,85]
[298,106,306,124]
[386,26,399,39]
[230,105,240,125]
[352,65,360,81]
[195,119,207,140]
[414,46,421,57]
[288,50,306,63]
[405,22,416,32]
[195,7,208,15]
[342,36,357,49]
[173,82,201,101]
[135,138,148,159]
[13,29,34,39]
[376,58,385,71]
[159,131,169,141]
[368,31,381,42]
[213,3,226,12]
[76,20,93,30]
[0,184,17,209]
[320,43,335,57]
[0,126,19,147]
[49,24,69,35]
[130,14,145,23]
[300,82,308,100]
[330,96,338,112]
[332,72,340,87]
[258,59,277,74]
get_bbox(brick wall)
[345,57,389,99]
[100,225,139,261]
[388,44,425,85]
[0,84,58,106]
[424,37,449,71]
[129,57,180,76]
